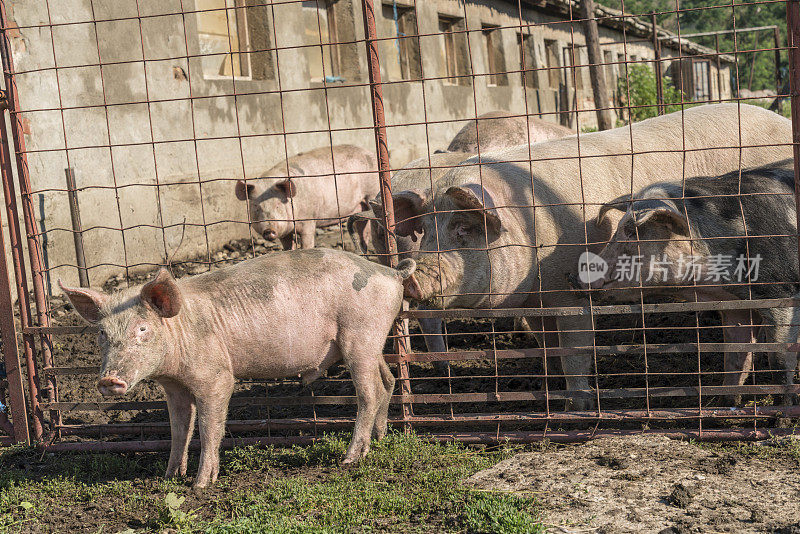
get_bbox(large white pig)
[388,104,792,409]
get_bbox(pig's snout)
[97,376,128,396]
[262,229,278,241]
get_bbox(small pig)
[235,145,380,250]
[60,249,416,487]
[586,160,799,404]
[445,110,574,153]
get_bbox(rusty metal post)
[65,168,89,287]
[787,0,800,275]
[652,13,664,114]
[360,0,413,426]
[0,0,59,435]
[0,108,43,440]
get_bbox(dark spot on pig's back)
[348,255,392,292]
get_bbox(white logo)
[578,251,608,284]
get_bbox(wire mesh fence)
[0,0,798,450]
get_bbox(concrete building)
[2,0,734,289]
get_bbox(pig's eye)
[139,325,148,333]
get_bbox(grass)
[0,431,545,533]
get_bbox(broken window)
[482,24,507,86]
[544,39,561,88]
[438,15,470,86]
[518,32,538,89]
[381,2,421,81]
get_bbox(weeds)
[0,431,542,533]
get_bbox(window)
[693,60,711,101]
[544,39,560,88]
[381,2,421,81]
[563,46,583,90]
[604,50,616,101]
[303,0,339,81]
[518,33,538,88]
[197,0,252,79]
[482,25,507,86]
[438,15,470,86]
[302,0,359,82]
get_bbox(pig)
[60,249,416,488]
[383,103,792,409]
[235,145,380,250]
[445,110,574,154]
[584,159,799,404]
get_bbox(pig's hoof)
[191,485,208,497]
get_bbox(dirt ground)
[468,435,800,533]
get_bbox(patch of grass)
[0,431,543,533]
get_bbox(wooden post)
[580,0,613,130]
[715,33,724,102]
[652,13,664,114]
[776,26,783,98]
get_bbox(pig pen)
[0,0,797,458]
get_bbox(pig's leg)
[720,309,758,406]
[371,358,395,440]
[556,314,595,411]
[162,379,196,478]
[762,307,800,406]
[280,234,295,251]
[341,336,386,463]
[418,303,449,374]
[193,375,235,488]
[299,224,316,249]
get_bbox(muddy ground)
[469,435,800,533]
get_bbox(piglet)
[235,145,379,249]
[61,249,416,487]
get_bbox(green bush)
[617,64,684,122]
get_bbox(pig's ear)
[634,206,691,236]
[445,184,503,234]
[393,189,428,237]
[140,268,183,318]
[58,281,108,323]
[597,195,632,227]
[276,179,297,198]
[235,180,257,201]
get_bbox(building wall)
[4,0,732,290]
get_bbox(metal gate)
[0,0,799,449]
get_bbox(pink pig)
[61,249,415,488]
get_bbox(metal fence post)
[360,0,414,428]
[0,0,59,436]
